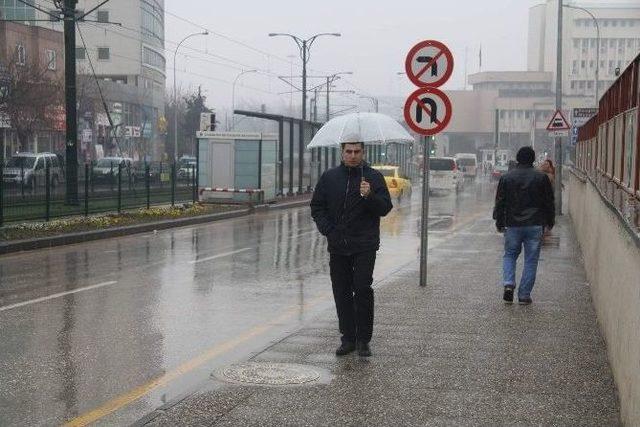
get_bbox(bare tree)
[0,58,63,151]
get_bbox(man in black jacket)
[493,146,555,305]
[310,140,392,357]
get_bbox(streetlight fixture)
[564,4,600,106]
[268,32,341,122]
[173,30,208,161]
[231,69,258,130]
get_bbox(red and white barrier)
[199,187,263,195]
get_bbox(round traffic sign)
[405,40,454,88]
[403,87,452,136]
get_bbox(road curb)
[0,208,251,256]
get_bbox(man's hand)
[360,180,371,198]
[496,225,505,233]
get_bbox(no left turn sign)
[405,40,454,88]
[403,87,452,136]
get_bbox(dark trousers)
[329,251,376,344]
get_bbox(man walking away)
[493,146,555,305]
[310,139,392,357]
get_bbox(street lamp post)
[564,4,600,106]
[268,32,341,122]
[173,31,208,161]
[231,69,257,130]
[269,32,341,193]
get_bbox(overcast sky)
[161,0,630,114]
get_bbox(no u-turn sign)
[403,87,452,136]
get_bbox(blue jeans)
[502,226,544,299]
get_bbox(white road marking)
[189,247,253,264]
[0,281,118,312]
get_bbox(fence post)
[0,156,4,227]
[84,163,89,217]
[159,161,163,189]
[110,162,114,192]
[90,161,95,194]
[45,164,51,222]
[117,162,122,213]
[145,162,150,209]
[192,164,196,203]
[20,165,24,198]
[171,162,175,207]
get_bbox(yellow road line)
[63,293,332,427]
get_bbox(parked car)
[454,153,478,180]
[92,157,133,184]
[429,157,463,194]
[372,165,412,200]
[131,161,163,184]
[2,152,63,189]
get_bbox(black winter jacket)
[310,162,393,255]
[493,164,555,229]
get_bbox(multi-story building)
[0,20,65,156]
[0,0,166,161]
[528,0,640,101]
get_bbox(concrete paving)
[139,214,621,426]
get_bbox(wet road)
[0,179,497,426]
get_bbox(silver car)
[2,152,63,188]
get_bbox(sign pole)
[555,0,564,215]
[419,136,430,287]
[404,39,453,288]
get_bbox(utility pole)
[555,0,564,215]
[64,0,79,205]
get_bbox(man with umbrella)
[310,134,393,357]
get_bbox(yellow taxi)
[372,165,412,200]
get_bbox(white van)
[454,153,478,180]
[429,157,463,194]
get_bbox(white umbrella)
[307,112,414,148]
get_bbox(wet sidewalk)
[139,214,620,426]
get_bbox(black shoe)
[335,342,356,356]
[503,286,515,304]
[518,297,533,305]
[357,342,372,357]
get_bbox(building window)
[97,10,109,23]
[582,39,588,48]
[142,47,166,70]
[571,81,576,90]
[587,81,593,89]
[76,47,86,60]
[609,39,615,48]
[590,38,596,48]
[579,81,585,90]
[16,44,26,65]
[46,49,56,70]
[603,20,609,27]
[573,39,579,48]
[621,20,627,27]
[572,60,578,74]
[600,60,605,70]
[581,60,586,69]
[628,39,634,48]
[97,47,110,60]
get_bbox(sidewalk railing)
[0,161,199,226]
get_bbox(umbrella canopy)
[307,112,414,148]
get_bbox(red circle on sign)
[403,87,452,136]
[405,40,454,88]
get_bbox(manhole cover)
[221,362,320,385]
